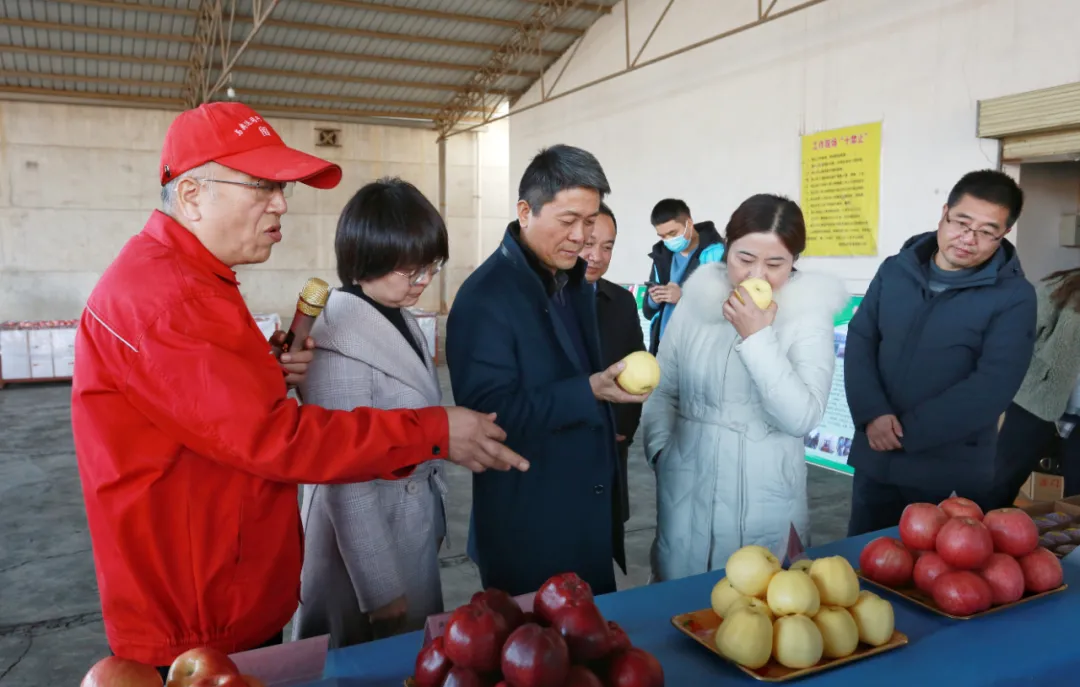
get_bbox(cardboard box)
[51,328,76,378]
[228,634,328,687]
[0,329,31,380]
[28,329,55,379]
[1019,472,1065,503]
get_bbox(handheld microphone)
[271,277,330,356]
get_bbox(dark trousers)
[111,629,284,681]
[846,471,996,537]
[992,402,1080,507]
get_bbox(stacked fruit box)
[1020,499,1080,558]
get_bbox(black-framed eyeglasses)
[945,214,1003,243]
[394,261,444,286]
[194,178,294,198]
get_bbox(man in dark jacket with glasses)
[845,170,1037,535]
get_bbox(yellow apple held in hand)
[715,607,773,670]
[726,545,781,598]
[772,615,824,669]
[766,570,821,617]
[615,350,661,395]
[812,606,860,659]
[808,556,861,608]
[849,590,895,647]
[735,278,773,309]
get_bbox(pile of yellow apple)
[710,545,895,671]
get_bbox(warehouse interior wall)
[1015,162,1080,284]
[508,0,1080,295]
[0,100,511,324]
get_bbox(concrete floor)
[0,369,853,686]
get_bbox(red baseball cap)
[159,102,342,189]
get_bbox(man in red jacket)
[71,102,528,674]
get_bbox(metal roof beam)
[517,0,613,14]
[434,0,587,138]
[251,17,563,58]
[0,84,182,107]
[0,70,495,113]
[0,45,188,68]
[2,17,539,79]
[29,0,587,37]
[306,0,586,37]
[0,46,523,97]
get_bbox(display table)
[309,528,1080,686]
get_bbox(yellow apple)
[726,545,781,598]
[735,277,773,309]
[812,606,860,659]
[808,556,860,608]
[715,606,773,670]
[710,578,746,618]
[849,590,895,647]
[616,350,661,395]
[790,558,814,573]
[747,596,776,622]
[772,615,824,669]
[766,570,821,617]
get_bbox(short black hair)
[519,144,610,215]
[650,198,691,226]
[335,177,449,285]
[599,201,617,231]
[947,170,1024,229]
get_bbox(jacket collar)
[143,210,239,285]
[315,289,440,402]
[502,221,587,298]
[898,231,1025,289]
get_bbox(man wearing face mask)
[447,146,652,596]
[580,202,647,523]
[643,199,725,354]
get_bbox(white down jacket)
[641,263,849,582]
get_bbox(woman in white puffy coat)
[641,194,849,582]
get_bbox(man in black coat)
[642,198,725,354]
[844,170,1037,536]
[446,145,651,597]
[580,202,647,523]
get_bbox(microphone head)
[296,277,330,317]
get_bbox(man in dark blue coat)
[446,145,651,596]
[845,170,1037,536]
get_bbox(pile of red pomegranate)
[81,646,264,686]
[415,572,664,687]
[859,497,1065,616]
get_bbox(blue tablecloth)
[310,528,1080,686]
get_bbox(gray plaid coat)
[291,288,447,647]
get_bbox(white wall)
[1016,162,1080,282]
[0,100,511,324]
[508,0,1080,294]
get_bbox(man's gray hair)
[518,144,610,216]
[160,163,215,213]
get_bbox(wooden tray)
[671,608,908,682]
[855,571,1068,620]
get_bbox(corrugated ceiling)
[0,0,616,127]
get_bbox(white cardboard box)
[28,329,55,379]
[51,328,76,378]
[0,329,31,380]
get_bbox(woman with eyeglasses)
[291,177,449,647]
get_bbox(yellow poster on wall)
[800,121,882,256]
